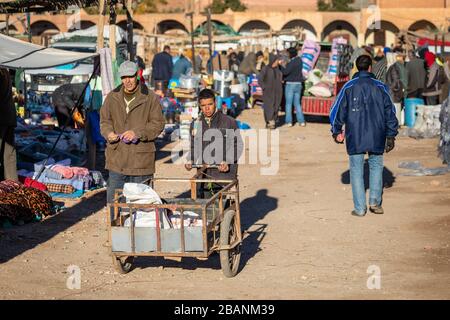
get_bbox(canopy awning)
[0,0,98,14]
[0,33,98,70]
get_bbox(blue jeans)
[349,153,383,214]
[284,82,305,125]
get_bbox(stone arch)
[30,20,60,36]
[156,19,188,34]
[0,21,18,32]
[238,20,271,33]
[365,20,399,47]
[282,19,317,35]
[68,20,96,32]
[321,20,358,46]
[195,20,236,36]
[322,20,358,41]
[408,20,438,33]
[117,20,145,32]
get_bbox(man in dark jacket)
[52,83,85,127]
[185,89,241,197]
[0,68,18,181]
[172,53,192,79]
[258,54,283,129]
[406,51,427,99]
[329,55,399,217]
[151,45,173,85]
[281,47,306,127]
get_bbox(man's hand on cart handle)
[218,162,229,172]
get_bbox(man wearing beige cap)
[100,61,165,210]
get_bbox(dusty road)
[1,108,449,299]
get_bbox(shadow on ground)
[132,189,278,275]
[341,162,396,190]
[0,190,106,264]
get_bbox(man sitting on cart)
[185,88,241,198]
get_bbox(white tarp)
[0,33,98,70]
[51,25,127,44]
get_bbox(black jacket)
[189,111,242,180]
[281,56,305,82]
[0,68,16,127]
[406,57,427,94]
[330,71,399,155]
[151,51,173,81]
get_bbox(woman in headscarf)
[423,51,445,105]
[258,54,283,129]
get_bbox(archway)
[408,20,438,33]
[238,20,271,34]
[68,20,96,32]
[156,19,188,34]
[322,20,358,46]
[194,20,237,36]
[30,20,59,36]
[281,19,317,40]
[365,20,399,47]
[117,20,145,32]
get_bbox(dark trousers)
[425,95,439,105]
[0,126,18,181]
[263,102,279,124]
[407,89,423,99]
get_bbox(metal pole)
[207,8,213,59]
[187,12,196,73]
[97,0,106,51]
[109,0,117,61]
[26,12,31,43]
[5,14,9,36]
[126,0,135,61]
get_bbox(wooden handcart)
[108,168,242,278]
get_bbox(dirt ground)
[1,108,449,300]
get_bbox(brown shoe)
[369,205,384,214]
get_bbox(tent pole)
[109,1,117,61]
[26,11,31,43]
[126,0,134,61]
[5,14,9,36]
[97,0,106,51]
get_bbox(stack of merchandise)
[301,40,321,79]
[0,180,55,226]
[439,98,450,164]
[305,69,334,98]
[17,158,106,199]
[326,37,348,77]
[407,105,442,139]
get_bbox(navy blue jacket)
[281,56,305,82]
[329,71,399,155]
[151,51,173,81]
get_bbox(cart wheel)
[112,255,134,274]
[219,209,241,278]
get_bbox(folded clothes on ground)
[51,165,89,179]
[33,175,89,191]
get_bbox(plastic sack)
[124,210,172,229]
[308,82,332,97]
[123,183,161,205]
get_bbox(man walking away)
[0,68,18,181]
[281,47,306,127]
[258,54,283,129]
[100,61,165,216]
[151,45,173,86]
[172,49,193,80]
[406,51,427,99]
[329,55,399,217]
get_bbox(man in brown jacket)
[100,61,165,206]
[0,67,18,181]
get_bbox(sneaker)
[351,210,366,217]
[285,123,293,127]
[369,205,384,214]
[300,122,306,127]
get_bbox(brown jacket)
[0,68,16,127]
[100,84,165,176]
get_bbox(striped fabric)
[44,183,75,194]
